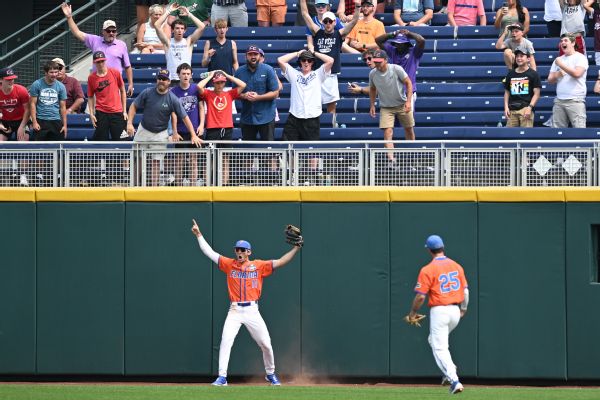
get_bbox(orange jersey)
[414,256,468,307]
[219,256,273,302]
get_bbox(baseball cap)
[361,0,375,5]
[156,68,170,79]
[372,49,388,62]
[102,20,117,30]
[212,71,227,82]
[0,67,18,80]
[513,46,530,56]
[315,0,330,5]
[425,235,444,250]
[508,23,523,31]
[246,45,260,54]
[322,11,336,22]
[51,57,65,67]
[234,240,251,250]
[298,50,315,60]
[389,33,412,46]
[92,51,106,63]
[258,48,265,57]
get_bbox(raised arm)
[278,51,301,74]
[495,28,509,50]
[222,71,247,94]
[272,246,301,269]
[300,0,320,35]
[154,3,173,48]
[339,0,362,37]
[191,219,221,264]
[61,2,86,42]
[314,51,334,74]
[197,70,215,94]
[180,6,207,44]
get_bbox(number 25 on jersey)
[439,271,460,293]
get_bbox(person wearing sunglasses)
[348,49,376,95]
[127,68,202,186]
[346,0,386,52]
[51,58,84,115]
[304,0,359,54]
[301,0,362,121]
[190,219,301,387]
[60,2,134,97]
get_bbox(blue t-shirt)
[133,87,187,132]
[170,84,201,134]
[234,63,279,125]
[305,15,344,36]
[394,0,434,23]
[29,78,67,121]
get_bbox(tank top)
[208,38,234,75]
[166,38,192,80]
[498,12,520,36]
[143,21,161,45]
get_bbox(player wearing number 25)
[407,235,469,395]
[191,219,301,387]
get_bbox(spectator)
[87,51,128,141]
[61,2,134,97]
[257,0,287,26]
[447,0,486,26]
[197,70,246,185]
[302,0,361,118]
[368,49,415,163]
[348,49,376,95]
[171,63,205,186]
[337,0,358,22]
[169,0,213,28]
[503,47,541,127]
[375,29,425,110]
[0,67,31,186]
[127,68,202,186]
[558,0,591,55]
[296,0,318,25]
[494,0,530,37]
[211,0,248,27]
[495,23,537,70]
[155,3,207,82]
[51,58,84,114]
[202,18,239,75]
[29,60,67,142]
[547,33,588,128]
[393,0,434,26]
[544,0,563,37]
[135,3,167,54]
[346,0,387,52]
[234,45,280,141]
[135,0,169,44]
[305,0,359,54]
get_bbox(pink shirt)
[84,34,131,73]
[448,0,485,26]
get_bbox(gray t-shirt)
[133,87,187,132]
[503,38,536,54]
[369,64,409,107]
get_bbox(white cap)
[51,58,65,67]
[322,11,336,22]
[102,20,117,30]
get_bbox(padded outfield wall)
[0,187,599,380]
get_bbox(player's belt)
[233,301,258,307]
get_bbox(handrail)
[0,0,118,63]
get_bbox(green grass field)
[1,384,599,400]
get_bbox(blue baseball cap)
[425,235,444,250]
[234,240,251,250]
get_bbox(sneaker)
[212,376,227,386]
[20,174,29,186]
[441,376,450,386]
[265,373,281,386]
[449,381,463,394]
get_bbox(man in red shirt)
[197,70,246,185]
[52,57,85,114]
[191,219,301,386]
[87,51,128,141]
[0,67,31,186]
[406,234,469,395]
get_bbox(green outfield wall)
[1,187,599,380]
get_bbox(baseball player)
[406,234,469,395]
[191,219,302,386]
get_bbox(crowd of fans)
[1,0,600,184]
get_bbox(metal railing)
[1,0,133,87]
[0,140,598,188]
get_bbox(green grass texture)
[1,384,599,400]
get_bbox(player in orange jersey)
[191,219,301,387]
[407,234,469,395]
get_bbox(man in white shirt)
[547,33,588,128]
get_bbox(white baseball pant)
[428,304,461,383]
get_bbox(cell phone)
[502,2,507,7]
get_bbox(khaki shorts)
[507,107,534,128]
[133,124,169,160]
[379,105,415,129]
[256,5,287,24]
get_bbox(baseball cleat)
[265,373,281,386]
[441,376,450,386]
[449,381,463,394]
[212,376,228,386]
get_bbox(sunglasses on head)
[323,18,334,24]
[235,247,248,252]
[105,29,117,33]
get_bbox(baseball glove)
[404,313,426,327]
[285,224,303,247]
